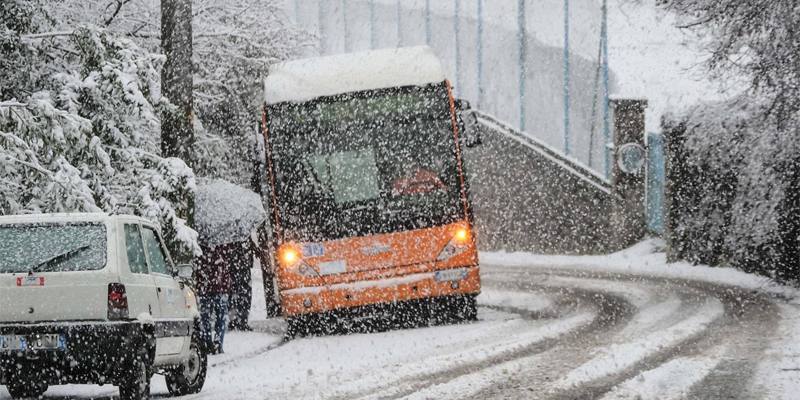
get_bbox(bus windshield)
[267,83,464,242]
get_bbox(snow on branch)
[21,31,74,40]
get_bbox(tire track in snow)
[599,345,728,400]
[343,286,636,400]
[392,271,685,400]
[301,287,583,399]
[179,286,576,400]
[468,266,779,399]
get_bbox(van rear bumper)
[0,320,150,385]
[280,265,481,316]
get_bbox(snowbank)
[481,239,797,299]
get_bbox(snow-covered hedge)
[0,19,199,257]
[663,98,800,280]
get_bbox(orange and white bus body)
[260,46,480,320]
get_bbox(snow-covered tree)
[658,0,800,121]
[43,0,312,184]
[0,3,198,258]
[659,0,800,279]
[1,0,309,258]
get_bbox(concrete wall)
[466,113,613,254]
[466,100,648,255]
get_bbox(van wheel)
[119,347,152,400]
[165,335,208,396]
[6,381,48,399]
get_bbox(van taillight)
[108,283,129,320]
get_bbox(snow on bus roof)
[264,46,446,105]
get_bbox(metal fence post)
[563,0,571,155]
[370,0,376,49]
[318,0,326,53]
[425,0,431,45]
[518,0,527,132]
[454,0,461,95]
[396,0,402,47]
[477,0,484,109]
[601,0,611,178]
[342,0,350,52]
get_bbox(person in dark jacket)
[195,243,232,354]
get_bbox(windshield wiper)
[31,245,91,273]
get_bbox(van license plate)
[434,268,468,282]
[0,334,66,352]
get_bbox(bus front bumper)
[280,265,481,316]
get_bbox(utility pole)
[161,0,194,167]
[160,0,194,260]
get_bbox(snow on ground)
[753,303,800,399]
[484,239,800,399]
[600,346,728,400]
[554,298,723,390]
[346,312,593,400]
[478,287,553,313]
[3,240,799,399]
[176,307,592,399]
[482,239,792,298]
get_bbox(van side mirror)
[175,263,194,280]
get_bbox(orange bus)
[259,46,480,334]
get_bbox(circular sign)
[616,143,646,174]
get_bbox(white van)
[0,213,206,400]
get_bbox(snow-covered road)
[3,241,798,399]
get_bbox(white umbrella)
[195,179,267,247]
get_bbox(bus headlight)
[454,227,471,243]
[277,244,301,268]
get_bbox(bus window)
[309,149,381,205]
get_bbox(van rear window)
[0,223,107,273]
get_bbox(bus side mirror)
[455,99,482,148]
[461,111,482,148]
